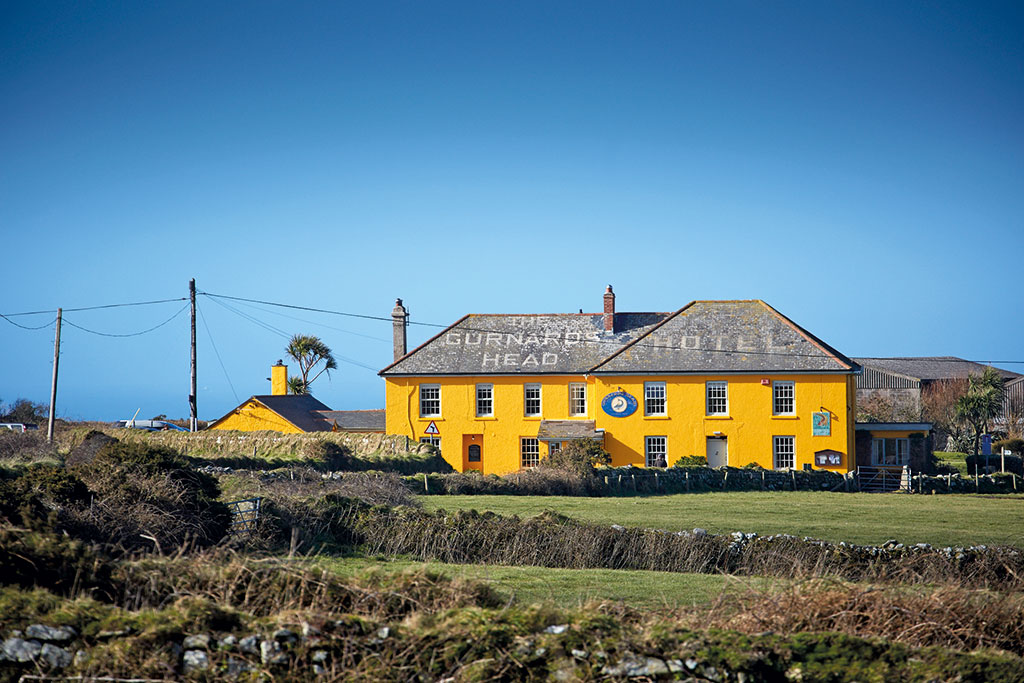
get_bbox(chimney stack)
[603,285,615,334]
[392,298,408,361]
[271,360,288,396]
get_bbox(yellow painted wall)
[385,372,856,474]
[863,428,925,439]
[209,399,303,433]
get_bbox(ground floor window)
[645,436,667,467]
[871,438,909,465]
[419,436,440,453]
[773,436,795,470]
[548,441,562,455]
[521,437,540,468]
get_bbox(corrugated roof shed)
[852,357,1021,382]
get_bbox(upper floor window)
[706,381,728,415]
[521,437,540,468]
[419,384,441,417]
[476,384,493,417]
[773,381,795,415]
[645,382,667,416]
[773,435,795,470]
[569,383,587,416]
[524,384,542,417]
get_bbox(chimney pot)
[603,285,616,334]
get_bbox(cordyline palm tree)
[285,334,337,395]
[955,367,1006,465]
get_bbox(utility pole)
[189,279,197,432]
[47,308,62,443]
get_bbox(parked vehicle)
[0,423,35,432]
[113,419,188,432]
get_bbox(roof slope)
[593,301,856,374]
[253,394,332,432]
[313,409,385,432]
[380,312,668,375]
[853,357,1021,382]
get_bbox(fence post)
[723,469,729,490]
[790,469,796,491]
[631,473,636,490]
[844,471,849,492]
[654,472,659,489]
[761,470,765,490]
[1013,473,1017,491]
[975,469,979,492]
[685,470,690,492]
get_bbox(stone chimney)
[271,360,288,396]
[392,298,408,361]
[603,285,615,334]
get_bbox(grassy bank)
[323,557,773,609]
[420,491,1024,548]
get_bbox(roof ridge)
[756,301,855,370]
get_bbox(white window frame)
[569,383,587,417]
[419,384,441,417]
[521,437,540,468]
[706,381,728,416]
[645,435,667,467]
[644,381,667,416]
[524,383,542,417]
[419,436,441,453]
[871,438,909,466]
[773,436,795,470]
[476,383,493,417]
[773,381,795,415]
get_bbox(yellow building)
[381,288,860,474]
[209,361,385,433]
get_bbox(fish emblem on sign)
[601,391,638,417]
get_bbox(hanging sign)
[424,421,440,435]
[601,391,638,417]
[812,412,831,436]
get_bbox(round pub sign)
[602,391,638,417]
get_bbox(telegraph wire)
[222,296,392,343]
[63,304,190,338]
[1,297,188,318]
[198,303,240,404]
[0,313,56,330]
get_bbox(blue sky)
[2,1,1022,421]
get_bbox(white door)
[707,437,727,468]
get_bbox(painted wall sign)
[601,391,638,417]
[424,421,439,435]
[812,412,831,436]
[814,450,842,467]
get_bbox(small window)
[872,438,909,465]
[569,383,587,416]
[467,444,481,462]
[476,384,493,417]
[521,437,540,468]
[645,382,667,416]
[419,436,441,454]
[419,384,441,417]
[773,436,795,470]
[645,436,667,467]
[549,441,562,455]
[524,384,542,417]
[773,381,795,415]
[706,381,728,415]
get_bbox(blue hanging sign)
[602,391,638,417]
[812,412,831,436]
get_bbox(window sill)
[475,416,497,420]
[417,417,443,421]
[704,415,732,420]
[644,415,671,420]
[771,415,799,420]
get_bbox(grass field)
[420,491,1024,548]
[322,556,774,609]
[934,451,969,474]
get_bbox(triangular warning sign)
[424,421,439,435]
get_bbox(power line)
[197,302,240,404]
[223,296,392,343]
[63,304,190,338]
[1,296,188,318]
[0,313,56,330]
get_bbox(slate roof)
[381,312,668,375]
[536,420,602,441]
[313,409,386,432]
[252,394,332,432]
[380,301,856,376]
[595,301,855,373]
[852,357,1021,383]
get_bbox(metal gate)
[856,466,911,493]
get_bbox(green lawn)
[420,491,1024,548]
[933,451,969,475]
[321,556,772,609]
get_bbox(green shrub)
[994,438,1024,456]
[674,454,708,468]
[539,439,611,477]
